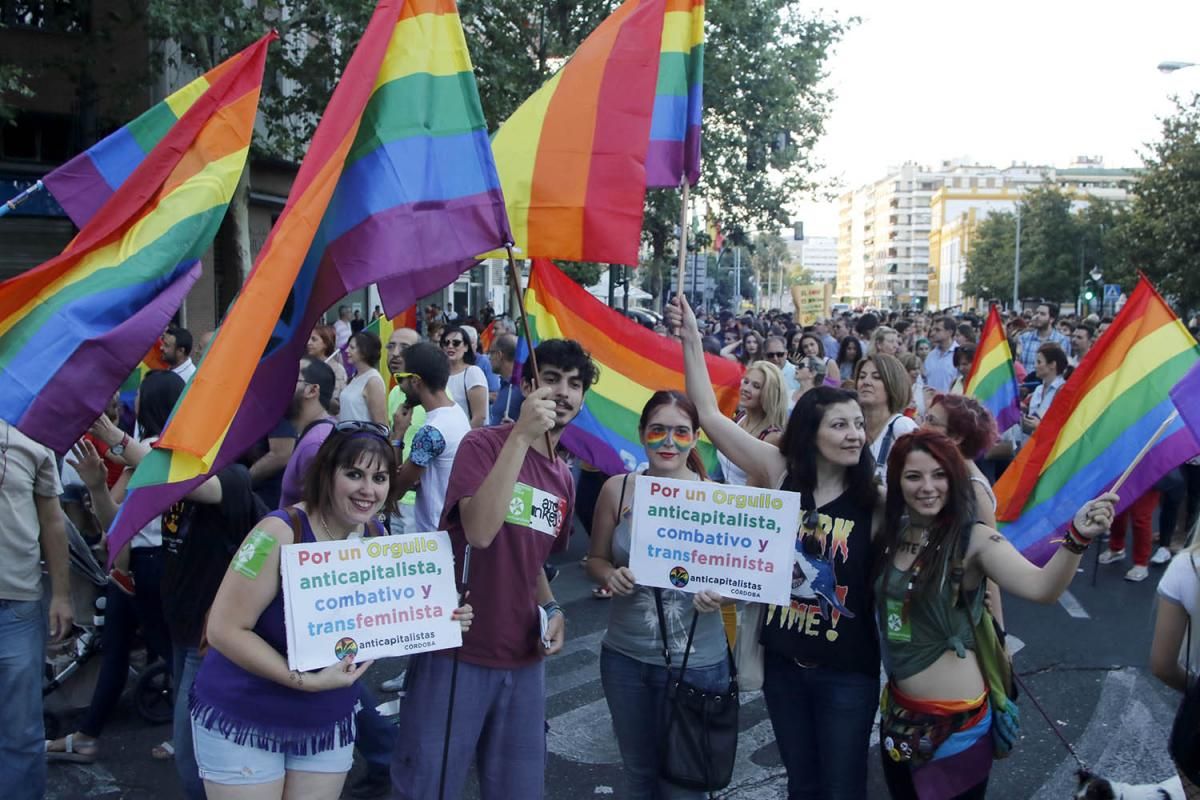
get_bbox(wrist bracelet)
[1060,524,1090,554]
[390,439,404,448]
[542,601,563,619]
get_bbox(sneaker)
[1097,548,1126,565]
[1125,564,1150,582]
[1151,546,1173,565]
[380,670,407,693]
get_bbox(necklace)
[312,512,336,542]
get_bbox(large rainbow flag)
[995,277,1200,563]
[964,305,1020,431]
[521,258,741,475]
[43,41,267,229]
[107,0,510,559]
[488,0,705,266]
[0,34,273,453]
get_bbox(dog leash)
[1011,670,1089,772]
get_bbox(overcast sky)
[790,0,1200,237]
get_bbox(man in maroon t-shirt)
[391,339,596,800]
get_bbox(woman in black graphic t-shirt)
[669,296,884,800]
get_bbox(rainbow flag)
[106,0,509,560]
[488,0,704,266]
[521,258,741,475]
[994,277,1200,563]
[0,34,273,453]
[646,0,704,186]
[964,305,1020,431]
[43,41,266,229]
[118,343,172,396]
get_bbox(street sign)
[1104,284,1121,303]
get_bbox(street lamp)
[1158,61,1198,74]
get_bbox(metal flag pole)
[676,177,689,300]
[0,180,45,218]
[438,545,471,800]
[504,244,555,461]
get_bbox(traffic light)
[1084,288,1094,301]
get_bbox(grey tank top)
[602,474,728,668]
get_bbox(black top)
[160,465,265,647]
[759,487,880,676]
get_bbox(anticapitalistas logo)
[669,566,690,588]
[333,637,359,660]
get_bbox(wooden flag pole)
[676,177,689,299]
[1110,410,1178,495]
[504,244,556,461]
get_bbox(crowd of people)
[4,292,1200,800]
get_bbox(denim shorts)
[191,718,354,785]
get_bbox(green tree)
[962,185,1090,306]
[1111,94,1200,313]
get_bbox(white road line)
[1058,590,1090,619]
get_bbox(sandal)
[46,733,98,763]
[151,740,175,760]
[592,586,613,599]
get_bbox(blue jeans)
[761,650,879,800]
[82,547,171,737]
[0,598,46,800]
[355,684,396,773]
[172,645,204,800]
[600,646,731,800]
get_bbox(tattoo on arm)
[988,534,1004,544]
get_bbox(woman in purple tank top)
[190,421,473,798]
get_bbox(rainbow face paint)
[644,426,696,452]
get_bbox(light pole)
[1012,203,1021,311]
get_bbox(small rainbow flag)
[488,0,704,266]
[107,0,509,560]
[365,307,418,389]
[646,0,704,186]
[995,277,1200,563]
[521,258,741,475]
[43,41,266,229]
[964,305,1020,431]
[0,33,273,453]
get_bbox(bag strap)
[876,415,901,467]
[617,472,634,525]
[284,506,304,544]
[653,588,672,669]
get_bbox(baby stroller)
[42,518,174,739]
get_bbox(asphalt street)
[47,527,1183,799]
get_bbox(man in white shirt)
[390,342,471,532]
[161,325,196,383]
[923,315,959,393]
[333,305,353,351]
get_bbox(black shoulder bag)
[1170,554,1200,783]
[654,589,739,794]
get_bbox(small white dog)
[1073,769,1184,800]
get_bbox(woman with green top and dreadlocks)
[874,429,1115,799]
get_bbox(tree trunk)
[214,167,253,315]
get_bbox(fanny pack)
[879,684,984,766]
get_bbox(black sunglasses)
[441,338,464,347]
[765,351,787,358]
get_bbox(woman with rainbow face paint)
[585,391,731,800]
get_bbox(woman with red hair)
[875,429,1115,798]
[922,394,999,528]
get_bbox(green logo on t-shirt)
[504,482,565,536]
[507,483,533,524]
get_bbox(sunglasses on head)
[392,371,416,382]
[333,420,390,440]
